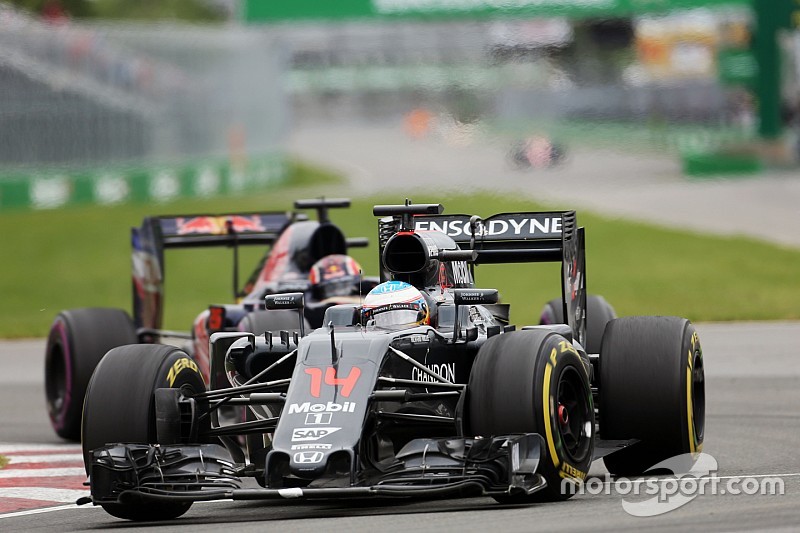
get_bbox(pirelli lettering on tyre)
[167,357,199,386]
[559,462,587,481]
[543,347,560,468]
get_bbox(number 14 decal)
[305,367,361,398]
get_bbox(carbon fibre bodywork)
[84,203,595,505]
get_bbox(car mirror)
[452,289,499,306]
[264,292,304,310]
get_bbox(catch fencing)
[0,5,288,210]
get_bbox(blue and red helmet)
[308,254,361,300]
[362,281,430,329]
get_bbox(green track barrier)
[0,154,287,212]
[682,151,762,177]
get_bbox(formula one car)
[79,202,705,521]
[45,198,377,441]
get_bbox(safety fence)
[0,4,288,211]
[0,155,286,210]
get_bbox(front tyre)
[599,316,705,476]
[82,344,205,521]
[44,308,137,440]
[468,329,595,502]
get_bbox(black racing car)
[44,198,377,441]
[79,201,705,521]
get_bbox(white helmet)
[362,281,430,330]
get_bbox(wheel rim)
[692,350,705,445]
[555,366,592,463]
[45,344,67,419]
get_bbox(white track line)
[0,504,97,520]
[0,488,87,502]
[6,454,82,464]
[0,444,81,454]
[598,472,800,486]
[0,467,85,478]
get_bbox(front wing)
[83,434,546,505]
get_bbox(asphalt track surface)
[2,122,799,530]
[288,122,800,249]
[1,321,799,532]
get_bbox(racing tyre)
[44,308,137,440]
[468,329,595,503]
[238,309,311,336]
[82,344,205,521]
[599,316,704,477]
[539,295,616,354]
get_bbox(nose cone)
[289,449,329,478]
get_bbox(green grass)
[1,174,799,338]
[0,454,7,469]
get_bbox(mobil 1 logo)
[305,412,332,425]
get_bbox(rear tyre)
[44,308,137,440]
[82,344,205,520]
[599,316,704,476]
[539,295,616,354]
[468,329,595,503]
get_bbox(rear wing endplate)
[411,210,587,347]
[131,212,298,331]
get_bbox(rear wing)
[378,207,586,347]
[132,212,299,331]
[413,212,567,263]
[156,212,301,248]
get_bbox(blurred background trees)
[6,0,227,21]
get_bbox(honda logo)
[293,451,324,464]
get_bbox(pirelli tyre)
[82,344,206,521]
[44,307,137,441]
[539,295,616,354]
[468,329,595,502]
[599,316,705,477]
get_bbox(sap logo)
[291,427,341,442]
[293,451,324,464]
[288,402,357,414]
[291,428,340,441]
[304,412,332,425]
[291,444,333,451]
[411,363,456,383]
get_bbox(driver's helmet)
[362,281,430,329]
[309,254,361,300]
